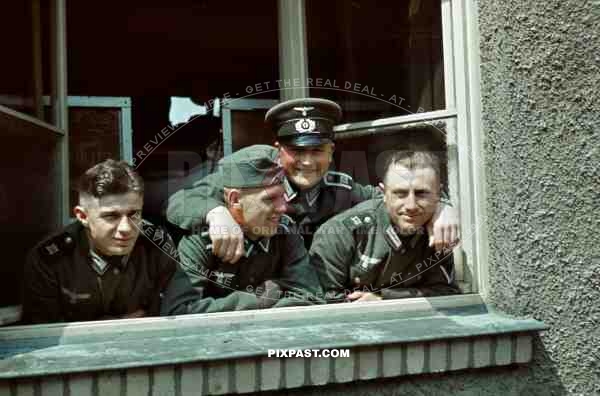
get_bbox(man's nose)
[297,151,313,165]
[116,216,134,234]
[404,192,418,211]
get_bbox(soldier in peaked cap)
[167,97,460,264]
[160,145,322,315]
[22,159,177,324]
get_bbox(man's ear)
[379,182,386,202]
[74,206,89,227]
[224,189,242,208]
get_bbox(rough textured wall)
[479,0,600,394]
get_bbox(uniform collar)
[377,203,424,251]
[283,176,298,202]
[88,250,130,276]
[283,175,322,208]
[304,183,321,207]
[243,236,271,257]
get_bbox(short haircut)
[78,159,143,200]
[383,150,441,184]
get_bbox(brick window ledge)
[0,295,546,395]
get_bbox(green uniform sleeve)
[166,172,226,230]
[348,181,382,208]
[22,250,63,324]
[160,234,260,315]
[159,266,261,315]
[309,220,357,303]
[271,233,324,308]
[381,251,461,299]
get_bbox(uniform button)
[249,277,255,283]
[113,268,120,275]
[364,216,371,223]
[354,277,361,284]
[64,236,73,244]
[399,248,406,255]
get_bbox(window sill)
[0,294,546,395]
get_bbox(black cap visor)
[281,133,334,147]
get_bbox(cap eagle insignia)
[293,106,317,133]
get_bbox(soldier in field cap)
[167,97,460,265]
[161,145,322,315]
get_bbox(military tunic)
[22,220,177,324]
[166,145,380,248]
[309,199,461,303]
[160,215,323,315]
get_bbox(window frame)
[46,95,134,226]
[4,0,489,330]
[278,0,487,296]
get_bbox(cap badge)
[295,118,316,133]
[293,106,317,133]
[293,106,314,117]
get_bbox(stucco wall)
[480,0,600,394]
[252,1,599,395]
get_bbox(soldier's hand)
[427,203,460,252]
[346,291,382,302]
[207,206,245,264]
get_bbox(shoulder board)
[323,171,353,190]
[342,212,376,231]
[278,214,297,233]
[38,231,76,260]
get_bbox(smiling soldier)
[310,150,461,303]
[22,159,177,324]
[160,146,322,315]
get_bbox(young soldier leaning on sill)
[22,159,176,324]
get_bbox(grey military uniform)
[22,220,177,324]
[310,199,461,303]
[160,215,323,315]
[166,145,380,248]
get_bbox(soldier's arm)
[271,233,324,308]
[168,171,246,264]
[350,180,382,205]
[21,250,64,324]
[160,265,261,315]
[166,171,226,230]
[309,219,356,303]
[160,235,261,315]
[427,202,460,251]
[381,251,461,299]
